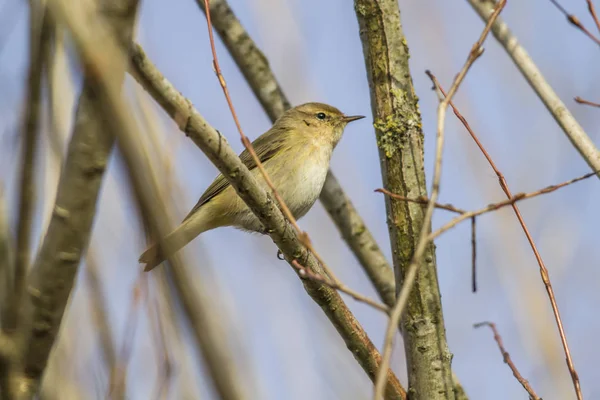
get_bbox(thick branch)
[354,1,454,399]
[11,0,140,397]
[129,43,405,399]
[468,0,600,177]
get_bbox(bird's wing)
[182,128,288,222]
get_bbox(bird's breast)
[268,143,332,219]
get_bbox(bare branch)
[468,0,600,178]
[474,322,541,400]
[364,0,505,398]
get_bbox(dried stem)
[548,0,600,46]
[372,2,506,399]
[468,0,600,177]
[128,43,405,399]
[474,322,541,400]
[290,260,389,313]
[587,0,600,34]
[429,72,583,399]
[574,96,600,108]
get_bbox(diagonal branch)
[468,0,600,177]
[129,43,405,399]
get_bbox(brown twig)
[474,322,541,400]
[374,2,506,398]
[587,0,600,35]
[574,96,600,108]
[375,189,478,292]
[548,0,600,46]
[291,260,389,313]
[471,217,476,293]
[382,171,596,249]
[429,72,583,400]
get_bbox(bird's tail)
[139,215,209,271]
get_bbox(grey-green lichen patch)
[374,105,422,158]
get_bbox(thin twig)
[85,252,117,380]
[382,171,596,247]
[474,322,541,400]
[374,2,506,398]
[291,260,389,313]
[574,96,600,108]
[548,0,600,46]
[429,72,583,400]
[468,0,600,177]
[374,190,466,214]
[471,217,476,293]
[587,0,600,35]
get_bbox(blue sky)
[2,0,600,399]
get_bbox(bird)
[139,102,364,270]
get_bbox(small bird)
[139,102,364,270]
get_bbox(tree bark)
[355,1,455,399]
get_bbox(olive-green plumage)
[140,102,364,270]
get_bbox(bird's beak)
[343,115,365,123]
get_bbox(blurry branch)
[85,252,117,377]
[429,72,583,400]
[574,96,600,108]
[547,0,600,46]
[474,322,541,400]
[468,0,600,177]
[587,0,600,35]
[6,1,50,332]
[0,189,14,323]
[354,0,501,397]
[128,44,406,399]
[195,0,399,310]
[48,1,251,398]
[7,0,140,397]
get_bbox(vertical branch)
[354,1,454,398]
[5,1,50,332]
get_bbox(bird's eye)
[316,112,327,120]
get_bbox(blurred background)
[1,0,599,398]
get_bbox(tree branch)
[354,1,457,398]
[468,0,600,178]
[129,43,406,399]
